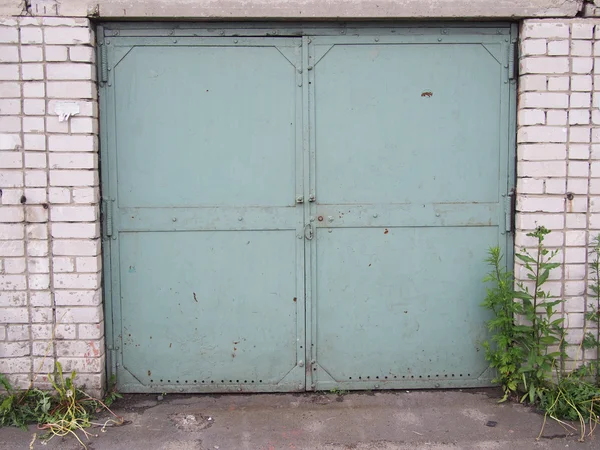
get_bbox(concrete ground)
[0,388,598,450]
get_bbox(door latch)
[304,223,313,240]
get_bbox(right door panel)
[309,34,513,389]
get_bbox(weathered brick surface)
[0,17,103,392]
[518,19,600,366]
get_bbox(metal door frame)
[98,22,517,392]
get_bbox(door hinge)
[508,41,517,80]
[103,199,114,239]
[504,188,515,232]
[97,26,108,84]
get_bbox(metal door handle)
[304,223,313,240]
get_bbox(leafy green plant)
[329,387,348,395]
[481,247,523,401]
[482,226,565,404]
[513,226,565,404]
[0,363,123,449]
[583,234,600,385]
[103,375,123,407]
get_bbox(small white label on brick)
[54,102,80,122]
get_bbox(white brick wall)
[518,18,600,366]
[0,16,103,393]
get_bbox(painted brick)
[24,153,46,169]
[28,257,49,274]
[30,291,51,307]
[519,75,547,92]
[519,143,566,161]
[24,170,47,187]
[0,291,27,307]
[547,110,568,125]
[23,187,47,203]
[76,256,101,273]
[571,40,593,56]
[49,206,98,222]
[20,27,43,44]
[570,93,592,108]
[57,355,105,373]
[522,22,570,39]
[7,324,29,341]
[69,46,94,63]
[0,152,23,168]
[22,119,43,135]
[70,117,97,134]
[3,258,26,274]
[0,241,24,257]
[48,187,71,203]
[571,23,594,39]
[518,160,567,178]
[55,306,102,324]
[20,46,43,62]
[0,26,19,44]
[517,178,545,194]
[547,40,569,56]
[44,28,93,45]
[518,127,568,143]
[522,39,547,56]
[0,82,19,98]
[23,99,46,116]
[520,92,569,108]
[0,46,19,63]
[572,58,594,74]
[571,75,593,92]
[0,224,24,239]
[516,212,565,230]
[21,64,43,81]
[53,257,75,273]
[569,144,590,160]
[49,170,98,187]
[45,45,68,62]
[53,273,100,290]
[0,116,21,132]
[48,134,96,152]
[0,98,21,115]
[47,81,96,99]
[52,239,100,256]
[55,290,101,306]
[567,178,588,194]
[568,160,590,177]
[46,63,94,81]
[72,187,99,204]
[26,240,48,257]
[569,110,590,125]
[46,116,68,133]
[51,223,99,239]
[23,82,45,98]
[49,153,97,169]
[517,196,564,213]
[570,127,592,143]
[0,307,28,323]
[521,58,571,74]
[78,323,103,339]
[26,224,47,240]
[547,76,570,91]
[0,206,24,223]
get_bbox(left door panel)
[100,37,306,392]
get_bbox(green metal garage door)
[99,23,516,393]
